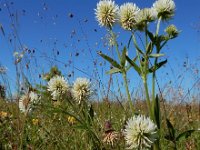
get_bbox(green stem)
[143,76,153,119]
[156,17,162,36]
[110,30,121,61]
[122,72,134,113]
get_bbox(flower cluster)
[119,3,139,30]
[72,78,92,104]
[124,115,157,149]
[47,76,69,100]
[19,91,40,113]
[95,0,175,30]
[153,0,175,20]
[95,0,119,28]
[47,76,92,104]
[165,24,179,38]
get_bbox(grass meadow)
[0,0,200,149]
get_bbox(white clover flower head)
[95,0,119,28]
[124,115,158,149]
[135,8,157,30]
[19,91,40,113]
[29,91,40,103]
[72,78,92,103]
[47,76,69,100]
[19,94,29,112]
[119,2,140,30]
[165,24,179,38]
[153,0,175,20]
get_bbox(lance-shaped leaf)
[121,47,127,67]
[146,42,153,54]
[126,56,141,75]
[176,130,197,141]
[149,53,165,58]
[165,119,176,141]
[98,51,121,69]
[147,30,155,43]
[149,59,167,73]
[133,36,144,56]
[152,95,161,129]
[106,67,121,75]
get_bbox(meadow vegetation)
[0,0,200,149]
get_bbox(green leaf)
[149,59,167,73]
[89,105,94,120]
[166,119,176,141]
[106,67,121,74]
[153,95,161,129]
[0,24,5,36]
[88,105,94,125]
[146,42,153,54]
[121,47,127,67]
[132,36,144,56]
[149,53,165,58]
[147,30,155,42]
[176,130,197,141]
[98,51,121,69]
[126,56,141,75]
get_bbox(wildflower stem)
[143,76,152,119]
[156,17,161,36]
[122,72,134,113]
[110,30,121,61]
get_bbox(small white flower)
[124,115,157,149]
[135,8,157,30]
[72,78,92,103]
[153,0,175,20]
[119,3,140,30]
[47,76,69,100]
[95,0,119,28]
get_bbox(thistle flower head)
[153,0,175,20]
[72,78,92,103]
[119,3,140,30]
[165,24,179,38]
[124,115,157,149]
[95,0,119,28]
[135,8,157,31]
[47,76,69,100]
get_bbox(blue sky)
[0,0,200,99]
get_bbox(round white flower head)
[47,76,69,100]
[119,3,140,30]
[19,94,29,112]
[95,0,119,28]
[72,78,92,103]
[153,0,175,20]
[19,92,39,113]
[135,8,157,31]
[29,91,40,103]
[124,115,157,149]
